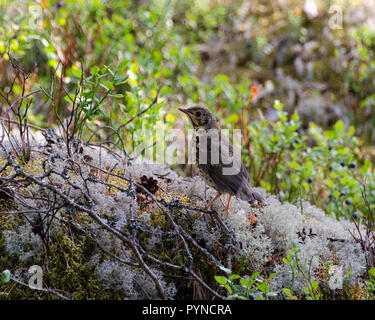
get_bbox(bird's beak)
[178,107,189,114]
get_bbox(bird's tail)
[237,185,265,204]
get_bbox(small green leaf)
[369,267,375,279]
[226,113,239,123]
[72,68,82,78]
[311,281,319,291]
[112,93,124,98]
[256,283,269,292]
[289,161,300,170]
[249,271,260,280]
[118,59,130,70]
[126,92,137,107]
[305,161,313,170]
[224,283,233,294]
[273,100,283,110]
[114,75,129,85]
[302,288,309,294]
[240,278,250,287]
[277,111,287,121]
[90,66,100,76]
[268,273,276,280]
[64,94,74,103]
[102,81,115,91]
[214,276,228,285]
[361,160,371,174]
[326,179,334,189]
[334,120,345,132]
[93,108,105,117]
[229,274,240,281]
[291,112,299,122]
[214,74,230,82]
[282,288,292,296]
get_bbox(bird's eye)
[196,111,201,117]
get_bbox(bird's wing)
[198,130,251,195]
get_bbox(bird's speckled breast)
[194,131,222,191]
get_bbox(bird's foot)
[224,195,232,217]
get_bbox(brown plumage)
[178,106,264,213]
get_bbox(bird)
[178,106,264,214]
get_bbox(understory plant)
[246,100,374,222]
[215,269,277,300]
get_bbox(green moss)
[0,220,122,299]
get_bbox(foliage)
[365,267,375,299]
[282,242,321,300]
[0,217,123,299]
[215,269,277,300]
[246,100,374,221]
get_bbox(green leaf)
[311,281,319,291]
[302,181,310,192]
[226,113,239,123]
[165,113,175,122]
[214,276,228,285]
[114,75,129,85]
[268,273,276,280]
[72,68,82,78]
[214,74,230,82]
[90,66,100,76]
[118,59,130,70]
[161,86,174,95]
[102,81,115,91]
[302,288,309,294]
[224,283,233,294]
[64,94,74,103]
[361,160,371,174]
[342,176,350,186]
[347,126,355,137]
[130,62,138,74]
[249,271,260,280]
[291,112,299,122]
[229,274,240,281]
[305,161,313,170]
[277,111,287,121]
[93,108,105,117]
[326,179,334,189]
[112,93,124,98]
[369,267,375,279]
[334,120,345,132]
[240,278,250,287]
[273,100,283,110]
[256,283,269,292]
[282,288,292,296]
[289,161,300,170]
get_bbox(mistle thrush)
[179,106,264,213]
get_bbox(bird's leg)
[204,193,221,211]
[225,195,232,216]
